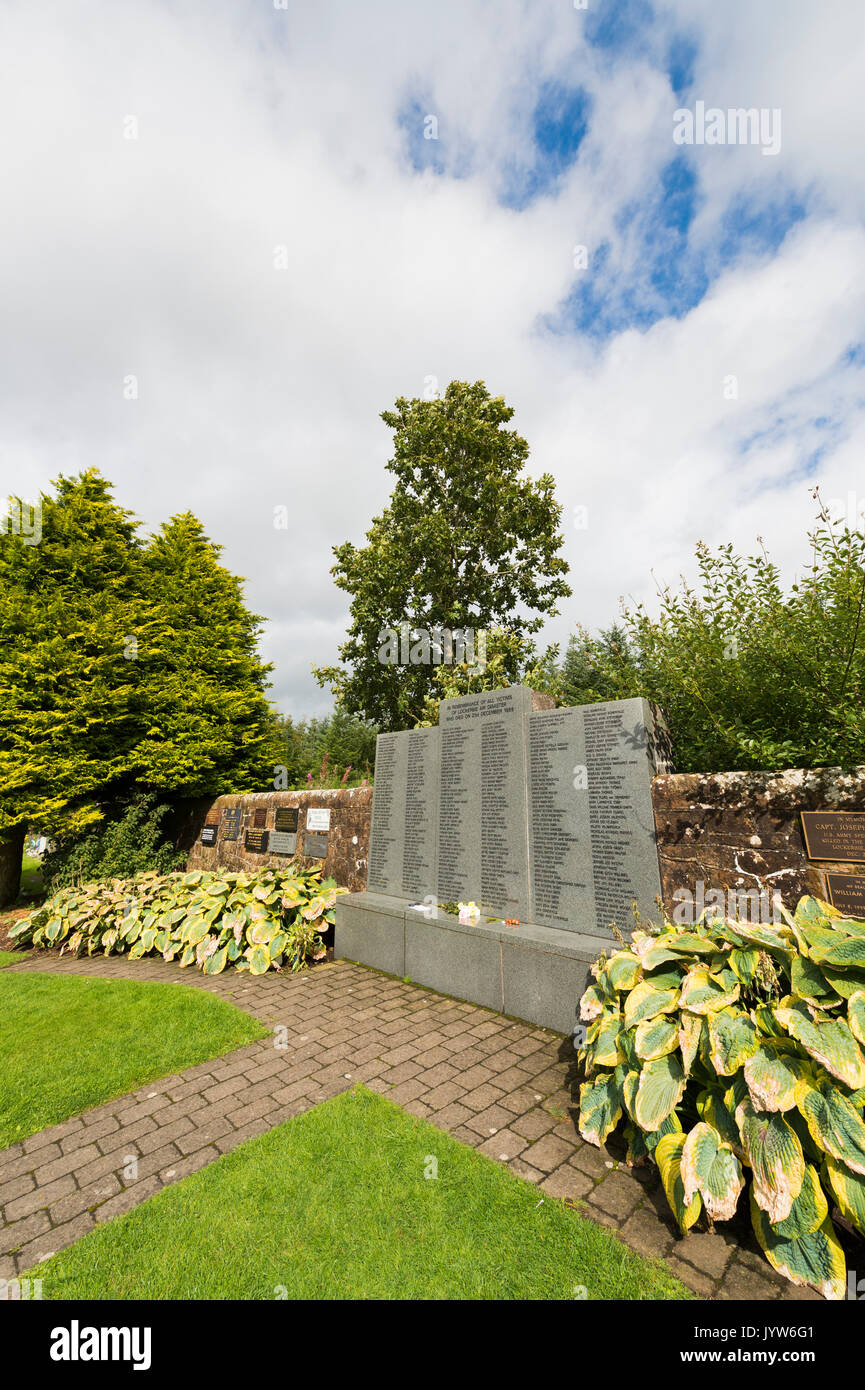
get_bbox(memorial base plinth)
[335,892,611,1034]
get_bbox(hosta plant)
[9,866,344,976]
[577,895,865,1299]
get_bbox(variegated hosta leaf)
[708,1010,759,1076]
[798,1079,865,1175]
[623,980,680,1029]
[656,1131,701,1233]
[848,991,865,1048]
[622,1070,640,1121]
[184,916,210,947]
[754,1003,785,1038]
[735,1098,805,1223]
[579,984,605,1022]
[588,1012,625,1068]
[821,965,865,999]
[578,1069,624,1147]
[743,1040,810,1113]
[823,1153,865,1236]
[806,932,865,970]
[679,968,740,1015]
[764,1163,828,1240]
[791,954,838,1004]
[697,1087,744,1157]
[775,1005,865,1089]
[605,951,642,992]
[248,921,277,946]
[248,944,272,975]
[634,1053,686,1133]
[680,1121,744,1220]
[679,1013,703,1075]
[723,921,794,955]
[728,947,761,986]
[794,896,839,924]
[750,1188,846,1301]
[647,932,716,956]
[634,1014,679,1061]
[203,946,228,975]
[640,945,687,973]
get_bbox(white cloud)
[1,0,862,716]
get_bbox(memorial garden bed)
[0,973,266,1149]
[23,1085,693,1300]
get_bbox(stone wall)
[183,788,373,893]
[180,765,865,920]
[650,765,865,916]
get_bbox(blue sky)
[2,0,864,714]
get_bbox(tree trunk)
[0,829,25,910]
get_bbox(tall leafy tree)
[0,471,151,900]
[314,380,571,728]
[0,473,280,905]
[559,623,639,706]
[137,514,280,793]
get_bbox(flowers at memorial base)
[458,901,481,924]
[504,918,520,926]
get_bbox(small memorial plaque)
[307,807,331,831]
[275,807,298,833]
[269,830,297,856]
[245,828,269,853]
[825,873,865,917]
[253,808,268,829]
[200,825,218,846]
[304,832,328,858]
[801,811,865,863]
[222,808,242,841]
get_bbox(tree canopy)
[314,380,571,729]
[0,471,280,855]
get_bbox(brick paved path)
[0,954,816,1298]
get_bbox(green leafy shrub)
[9,866,343,976]
[577,895,865,1300]
[562,501,865,772]
[41,795,185,894]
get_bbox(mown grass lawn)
[19,853,44,901]
[0,949,30,968]
[26,1086,694,1301]
[0,973,266,1149]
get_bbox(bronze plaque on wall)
[253,808,268,829]
[245,829,269,853]
[801,811,865,862]
[275,808,298,832]
[826,873,865,917]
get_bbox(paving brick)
[510,1109,555,1141]
[0,1210,51,1257]
[94,1178,162,1223]
[0,1173,36,1206]
[464,1105,514,1137]
[49,1177,122,1224]
[586,1171,644,1221]
[666,1255,716,1297]
[619,1206,677,1259]
[5,1175,76,1224]
[475,1129,528,1162]
[159,1149,220,1183]
[523,1134,575,1174]
[539,1164,594,1201]
[676,1231,737,1281]
[16,1213,95,1272]
[461,1083,506,1112]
